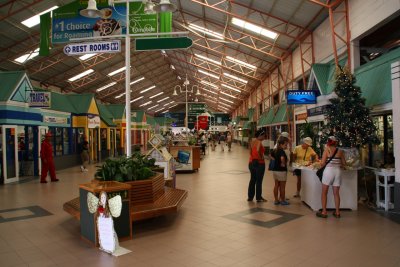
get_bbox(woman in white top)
[316,136,346,219]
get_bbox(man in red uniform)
[40,132,59,183]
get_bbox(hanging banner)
[51,1,157,44]
[88,114,100,128]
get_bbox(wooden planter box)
[125,173,165,206]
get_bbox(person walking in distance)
[81,136,89,172]
[219,132,225,151]
[226,132,233,152]
[40,132,59,183]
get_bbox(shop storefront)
[97,102,117,160]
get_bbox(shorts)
[321,166,342,186]
[273,171,287,182]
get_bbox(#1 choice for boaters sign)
[52,0,157,44]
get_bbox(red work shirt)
[40,140,53,160]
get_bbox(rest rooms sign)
[52,1,156,44]
[29,92,51,107]
[64,40,120,55]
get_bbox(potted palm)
[95,152,164,206]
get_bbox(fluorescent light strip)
[157,96,170,103]
[169,104,177,108]
[226,56,257,70]
[195,54,221,65]
[140,85,156,93]
[149,92,163,99]
[115,93,125,99]
[96,82,117,92]
[139,101,152,107]
[68,69,94,82]
[130,96,143,103]
[220,91,237,99]
[79,53,97,61]
[223,72,248,84]
[221,83,241,93]
[219,101,231,107]
[155,107,165,112]
[177,76,181,80]
[188,23,224,40]
[108,66,126,76]
[205,98,217,103]
[164,101,175,106]
[130,77,145,85]
[231,17,278,40]
[21,6,58,27]
[219,97,234,104]
[219,105,230,110]
[202,88,218,95]
[148,104,159,110]
[200,80,218,89]
[161,110,169,113]
[14,48,40,63]
[198,69,219,79]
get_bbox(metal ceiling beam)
[0,0,45,21]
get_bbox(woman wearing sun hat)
[316,136,346,218]
[292,137,318,197]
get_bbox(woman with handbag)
[316,136,346,218]
[271,136,290,205]
[247,129,267,202]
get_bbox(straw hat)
[280,132,289,138]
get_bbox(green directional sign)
[135,37,192,51]
[188,103,206,116]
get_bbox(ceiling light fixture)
[220,91,238,99]
[200,80,219,89]
[150,92,164,99]
[153,0,176,13]
[147,104,159,110]
[139,101,152,107]
[79,0,102,18]
[14,48,40,64]
[79,53,97,61]
[223,72,248,84]
[202,88,218,95]
[140,85,156,93]
[68,69,94,82]
[195,54,222,65]
[155,107,165,113]
[157,96,170,103]
[231,17,278,40]
[115,93,125,99]
[219,97,234,104]
[130,96,144,103]
[198,69,219,79]
[225,56,257,70]
[130,77,145,85]
[221,83,241,93]
[107,66,126,76]
[21,6,58,28]
[96,82,117,92]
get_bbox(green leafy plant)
[95,152,156,182]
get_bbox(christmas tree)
[322,66,379,147]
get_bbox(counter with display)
[300,167,358,211]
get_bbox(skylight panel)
[225,56,257,70]
[198,70,219,79]
[79,53,97,61]
[21,6,58,28]
[223,72,248,84]
[188,23,224,40]
[231,17,278,40]
[96,82,117,92]
[68,69,94,82]
[221,83,241,93]
[219,97,234,104]
[14,48,40,63]
[195,54,221,65]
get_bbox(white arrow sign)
[64,40,121,56]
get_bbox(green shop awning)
[354,47,400,107]
[257,112,267,127]
[264,108,275,125]
[97,102,116,127]
[0,71,25,102]
[50,91,77,113]
[271,104,292,124]
[247,108,255,122]
[311,57,348,95]
[242,121,251,129]
[146,115,156,127]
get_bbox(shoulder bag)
[316,148,338,181]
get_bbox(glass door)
[2,125,18,184]
[37,126,48,176]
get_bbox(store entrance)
[1,125,18,184]
[110,129,116,157]
[89,128,99,163]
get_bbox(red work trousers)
[41,159,57,181]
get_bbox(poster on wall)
[29,92,51,107]
[52,1,157,44]
[88,114,100,128]
[170,148,193,171]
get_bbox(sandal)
[256,198,267,203]
[274,201,280,205]
[332,212,341,218]
[316,211,328,218]
[280,201,290,206]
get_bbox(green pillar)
[159,12,172,37]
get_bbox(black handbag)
[316,148,338,181]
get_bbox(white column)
[391,61,400,183]
[125,0,131,156]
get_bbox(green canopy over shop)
[97,102,117,127]
[271,104,292,125]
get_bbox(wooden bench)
[63,187,187,222]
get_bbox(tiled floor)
[1,143,400,267]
